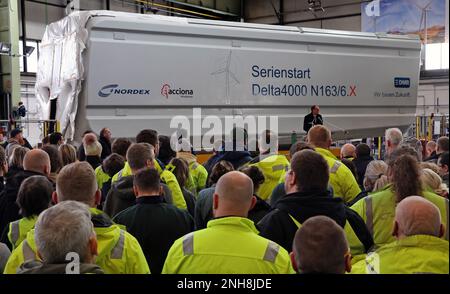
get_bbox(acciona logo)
[98,84,151,98]
[161,84,194,99]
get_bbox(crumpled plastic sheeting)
[35,11,91,141]
[36,10,189,141]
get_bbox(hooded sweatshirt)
[17,260,104,274]
[257,190,372,252]
[203,151,252,174]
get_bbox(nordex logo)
[161,83,194,99]
[394,77,410,88]
[98,84,151,98]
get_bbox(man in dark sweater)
[113,168,194,274]
[257,149,373,254]
[303,105,323,134]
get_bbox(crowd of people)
[0,125,448,274]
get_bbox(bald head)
[23,149,51,175]
[307,125,332,149]
[394,196,443,239]
[292,216,350,274]
[213,171,255,218]
[340,143,356,159]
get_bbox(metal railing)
[0,119,60,138]
[413,114,449,141]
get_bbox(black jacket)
[77,144,85,161]
[248,196,271,224]
[0,170,47,237]
[85,156,102,170]
[203,151,253,175]
[303,113,323,133]
[99,136,112,161]
[4,167,24,184]
[182,188,196,218]
[103,175,172,218]
[269,182,286,208]
[257,190,373,252]
[269,183,335,208]
[425,152,439,163]
[23,139,33,150]
[352,155,374,186]
[113,196,194,274]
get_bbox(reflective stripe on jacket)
[315,148,361,203]
[351,235,449,274]
[250,154,290,201]
[7,216,37,250]
[351,184,449,248]
[4,208,150,274]
[162,217,295,274]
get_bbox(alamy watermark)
[365,252,380,274]
[65,252,80,274]
[169,108,279,154]
[365,0,381,17]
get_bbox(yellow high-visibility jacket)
[112,161,187,210]
[7,216,38,250]
[315,148,361,203]
[162,217,295,274]
[250,154,290,201]
[4,208,150,274]
[351,184,449,248]
[351,235,449,274]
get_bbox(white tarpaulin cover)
[35,11,92,141]
[35,10,171,140]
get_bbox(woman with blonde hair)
[6,146,30,180]
[363,160,389,193]
[420,161,440,175]
[421,168,448,198]
[59,144,77,167]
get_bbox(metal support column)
[279,0,284,25]
[0,0,21,107]
[21,0,27,73]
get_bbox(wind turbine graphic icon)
[211,50,240,105]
